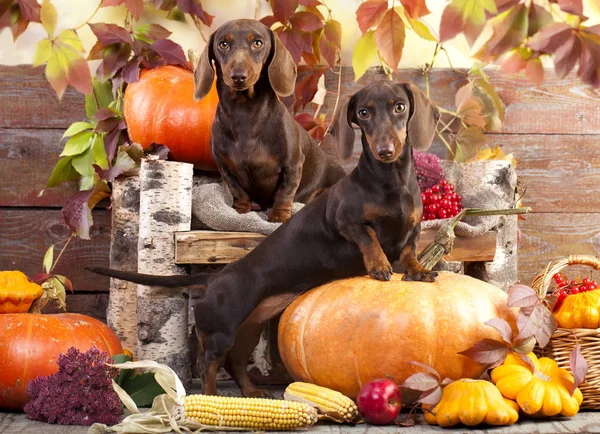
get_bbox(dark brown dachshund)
[194,19,345,222]
[89,79,439,398]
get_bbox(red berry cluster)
[552,273,598,311]
[421,180,463,221]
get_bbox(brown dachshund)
[89,79,440,398]
[194,19,345,222]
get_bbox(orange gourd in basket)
[124,65,219,170]
[278,272,517,399]
[555,290,600,329]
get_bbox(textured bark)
[107,176,140,355]
[137,158,193,387]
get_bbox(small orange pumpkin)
[0,270,43,313]
[124,65,219,170]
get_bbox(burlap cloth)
[191,161,516,237]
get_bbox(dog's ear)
[268,31,296,97]
[194,33,215,101]
[400,81,440,151]
[335,96,356,161]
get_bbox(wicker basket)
[532,254,600,410]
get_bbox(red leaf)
[177,0,214,26]
[276,28,301,63]
[375,8,405,69]
[294,65,326,111]
[62,189,95,240]
[401,372,439,391]
[458,339,509,365]
[294,113,318,130]
[557,0,583,16]
[554,34,581,78]
[151,39,187,66]
[516,304,557,348]
[501,47,529,73]
[122,55,142,83]
[495,0,520,13]
[507,284,539,308]
[528,22,572,53]
[407,361,441,381]
[485,318,513,345]
[301,51,318,68]
[269,0,297,24]
[297,0,320,5]
[67,57,93,95]
[55,275,74,294]
[439,4,464,43]
[400,0,430,19]
[125,0,143,20]
[579,32,600,87]
[32,273,52,284]
[289,11,323,32]
[89,23,133,46]
[17,0,40,22]
[528,3,553,37]
[135,23,171,42]
[104,120,127,161]
[260,15,278,28]
[319,34,337,67]
[98,44,131,81]
[102,0,126,6]
[525,57,544,85]
[356,0,388,35]
[516,353,536,372]
[324,19,342,50]
[485,4,528,57]
[417,386,442,406]
[570,343,588,395]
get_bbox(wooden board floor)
[2,382,599,434]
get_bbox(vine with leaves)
[1,0,597,244]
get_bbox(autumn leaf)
[318,19,341,68]
[485,318,514,345]
[484,4,528,57]
[401,372,439,391]
[454,126,486,162]
[501,47,530,73]
[89,22,133,46]
[134,23,171,43]
[407,16,437,41]
[439,0,497,46]
[507,284,539,308]
[400,0,430,19]
[151,39,187,66]
[294,65,327,112]
[270,0,297,24]
[297,0,320,5]
[95,147,137,182]
[517,304,557,348]
[356,0,388,35]
[289,10,323,32]
[527,3,553,37]
[352,30,377,80]
[528,22,572,53]
[471,78,504,132]
[47,157,79,188]
[570,343,588,395]
[40,0,57,37]
[62,179,108,240]
[474,144,518,168]
[455,83,487,129]
[0,0,41,40]
[102,0,144,20]
[554,33,582,78]
[458,338,509,366]
[525,57,544,85]
[375,8,405,70]
[43,244,54,274]
[579,28,600,87]
[553,0,584,17]
[295,113,328,141]
[177,0,214,26]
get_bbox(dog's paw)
[233,202,252,214]
[402,269,438,282]
[267,209,291,223]
[243,388,275,399]
[366,258,394,281]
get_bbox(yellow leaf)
[46,46,70,99]
[408,17,437,41]
[33,39,52,66]
[474,144,518,168]
[43,244,54,274]
[352,30,377,81]
[40,0,58,37]
[57,29,84,52]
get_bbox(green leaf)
[60,131,93,157]
[43,244,54,274]
[92,134,109,169]
[85,79,115,120]
[62,121,94,139]
[57,29,84,51]
[47,157,79,188]
[40,0,57,37]
[79,174,95,191]
[472,78,505,132]
[352,30,377,81]
[72,146,95,177]
[32,39,52,66]
[112,354,132,364]
[120,372,166,408]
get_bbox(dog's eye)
[218,41,229,50]
[394,102,406,113]
[253,40,263,48]
[357,108,369,119]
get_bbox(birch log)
[107,176,140,356]
[137,158,193,387]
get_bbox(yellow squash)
[491,352,583,417]
[555,290,600,329]
[424,379,519,427]
[0,271,43,313]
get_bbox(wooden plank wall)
[1,65,599,323]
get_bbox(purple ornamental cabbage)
[24,346,122,426]
[413,150,444,191]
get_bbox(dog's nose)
[230,71,248,85]
[376,144,394,159]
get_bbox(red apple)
[357,378,402,425]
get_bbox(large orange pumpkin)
[0,313,123,410]
[124,65,219,170]
[278,272,516,399]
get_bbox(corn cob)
[183,394,318,430]
[284,382,358,422]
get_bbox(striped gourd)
[183,394,318,430]
[284,382,358,422]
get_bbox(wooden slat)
[0,128,77,207]
[0,208,110,291]
[490,134,600,214]
[175,229,498,264]
[322,67,600,135]
[42,293,109,323]
[518,212,600,285]
[0,65,86,129]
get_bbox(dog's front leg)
[339,223,393,281]
[399,231,438,282]
[268,162,302,223]
[216,160,253,214]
